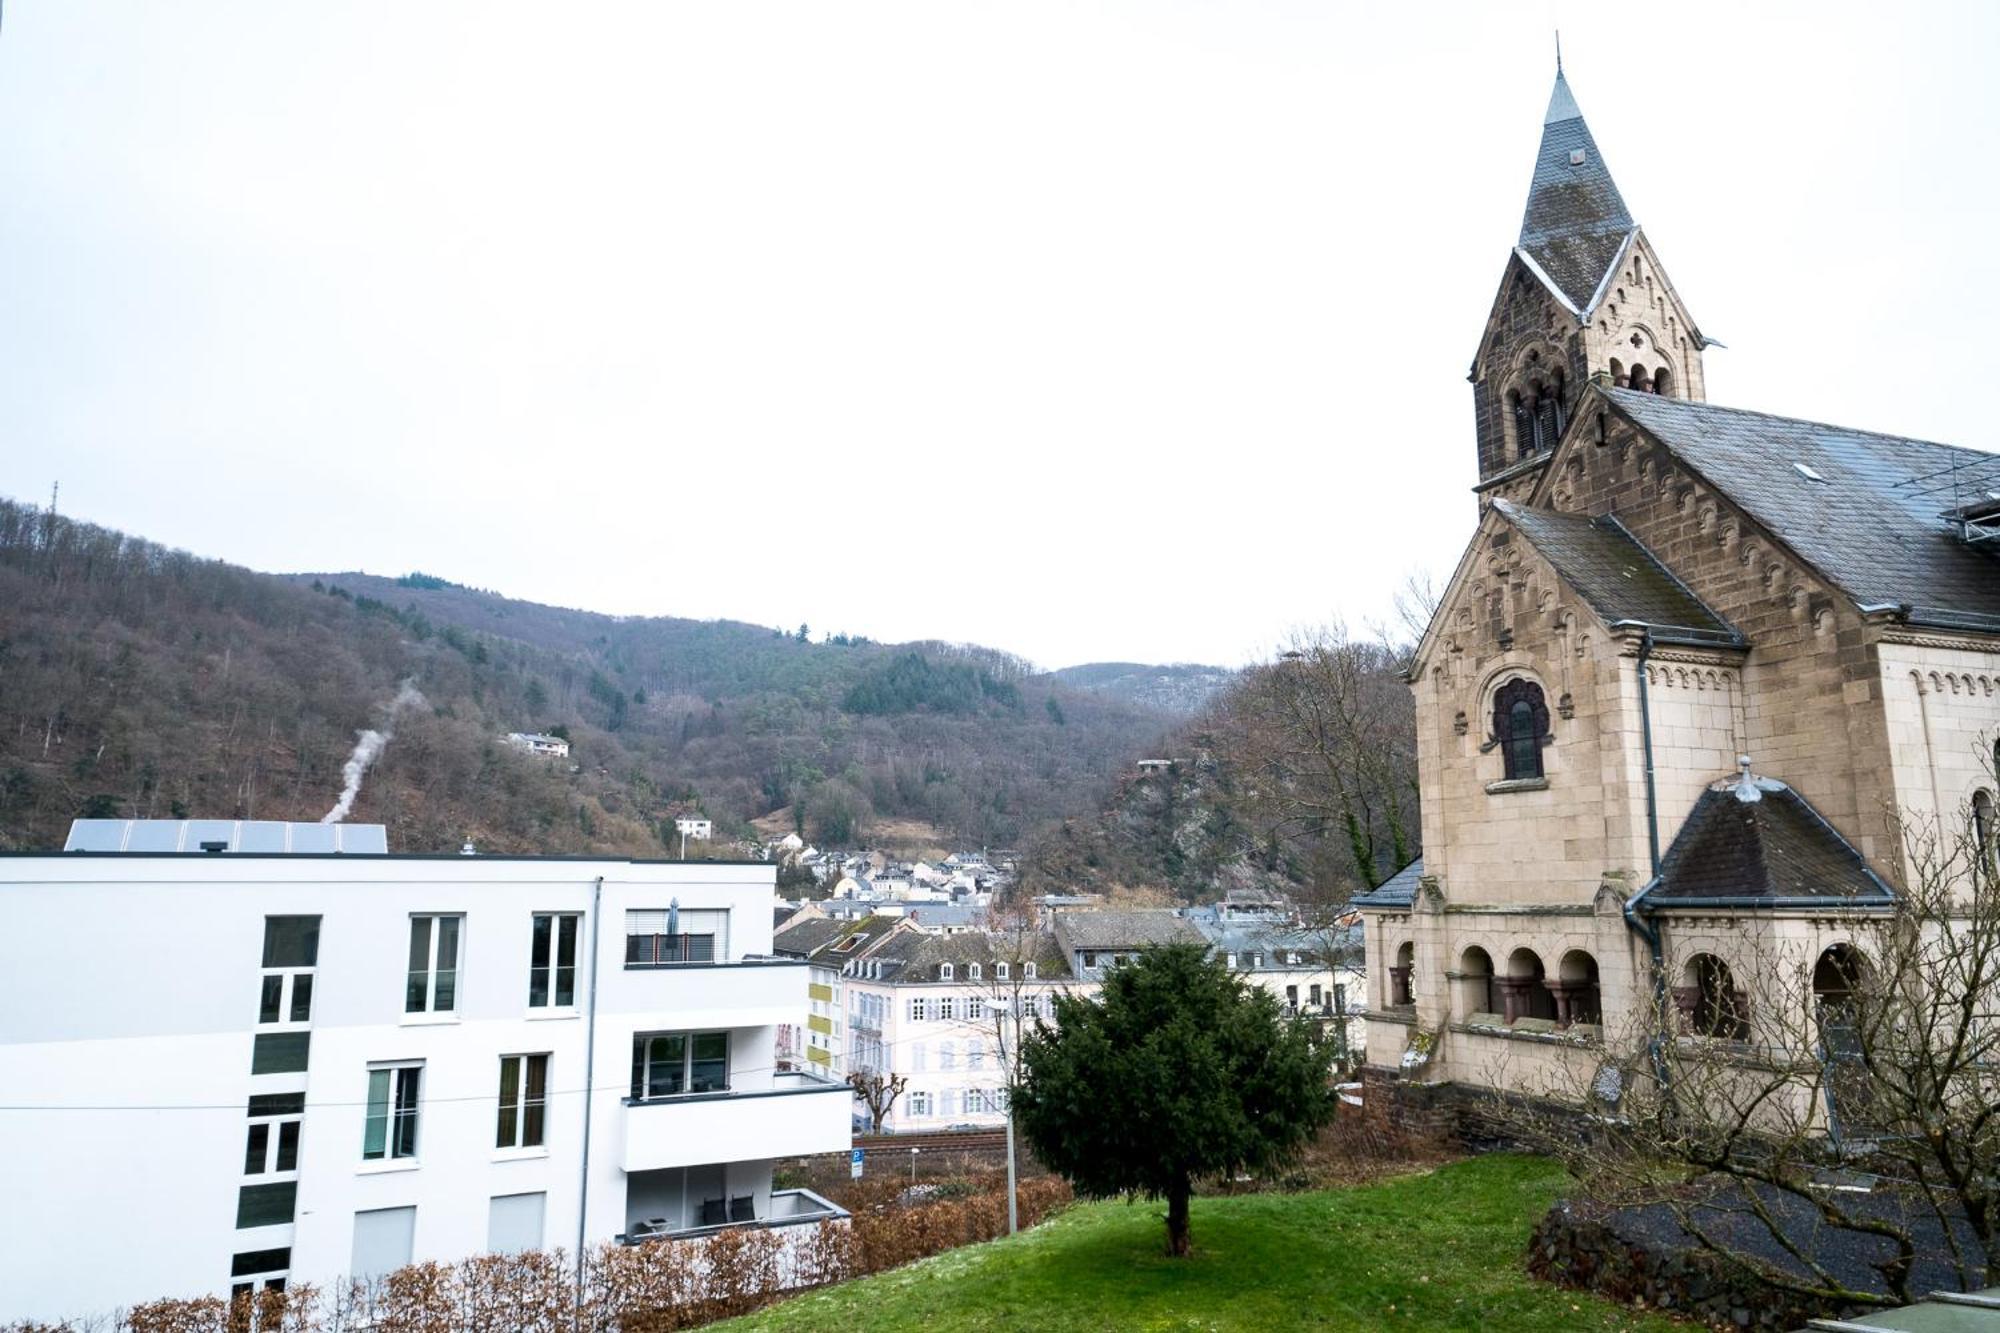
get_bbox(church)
[1356,67,2000,1106]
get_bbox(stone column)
[1546,981,1574,1027]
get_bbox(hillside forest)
[0,496,1424,907]
[0,498,1181,855]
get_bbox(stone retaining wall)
[1528,1198,1830,1331]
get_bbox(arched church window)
[1492,678,1549,781]
[1609,358,1624,385]
[1510,390,1533,460]
[1535,385,1561,452]
[1629,363,1650,392]
[1653,366,1673,397]
[1681,954,1748,1039]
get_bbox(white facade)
[675,818,713,842]
[0,843,849,1323]
[504,732,572,758]
[846,974,1074,1131]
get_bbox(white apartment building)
[836,927,1075,1132]
[0,821,850,1324]
[504,731,571,758]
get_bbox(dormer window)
[968,963,982,981]
[939,963,954,981]
[996,962,1010,981]
[1023,962,1037,980]
[1494,678,1550,781]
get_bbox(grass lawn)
[725,1155,1688,1331]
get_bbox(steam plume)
[321,680,426,823]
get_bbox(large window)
[259,915,319,1026]
[630,1032,730,1100]
[497,1054,549,1149]
[625,909,726,966]
[529,913,579,1008]
[908,1091,932,1117]
[363,1065,422,1161]
[244,1096,303,1175]
[406,915,462,1014]
[1493,678,1550,781]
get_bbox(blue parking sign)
[850,1147,864,1179]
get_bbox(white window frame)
[968,963,982,981]
[497,1053,550,1150]
[908,1091,932,1118]
[528,913,580,1010]
[1024,962,1037,980]
[939,963,954,981]
[244,1107,303,1179]
[406,915,463,1015]
[363,1062,423,1162]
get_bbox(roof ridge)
[1605,386,1997,461]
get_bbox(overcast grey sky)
[3,3,1995,669]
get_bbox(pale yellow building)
[1358,67,2000,1107]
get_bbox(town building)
[1050,908,1206,983]
[1183,906,1368,1059]
[834,925,1073,1131]
[0,821,850,1323]
[503,731,571,759]
[1358,68,2000,1108]
[675,817,713,842]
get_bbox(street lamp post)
[986,997,1019,1234]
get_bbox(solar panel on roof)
[63,819,130,852]
[287,824,338,854]
[125,822,184,852]
[58,819,389,854]
[334,825,388,854]
[236,822,289,853]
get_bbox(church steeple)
[1467,65,1708,498]
[1517,70,1634,312]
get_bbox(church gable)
[1579,231,1707,403]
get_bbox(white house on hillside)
[0,822,850,1324]
[504,732,571,759]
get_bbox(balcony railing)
[621,1072,853,1172]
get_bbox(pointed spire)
[1517,66,1634,310]
[1544,69,1582,125]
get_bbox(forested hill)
[1049,662,1238,718]
[1019,636,1419,905]
[0,498,1175,855]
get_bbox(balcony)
[605,955,808,1030]
[621,1071,852,1172]
[624,1186,847,1243]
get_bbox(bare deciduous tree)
[1232,623,1419,895]
[848,1068,907,1135]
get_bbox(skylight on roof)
[1793,462,1829,483]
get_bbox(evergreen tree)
[1011,943,1335,1256]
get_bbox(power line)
[0,1013,1031,1114]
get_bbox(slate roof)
[1050,909,1204,954]
[1350,858,1422,910]
[1609,389,2000,632]
[861,927,1072,983]
[771,915,853,958]
[1494,500,1738,641]
[1518,72,1635,311]
[1646,774,1894,905]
